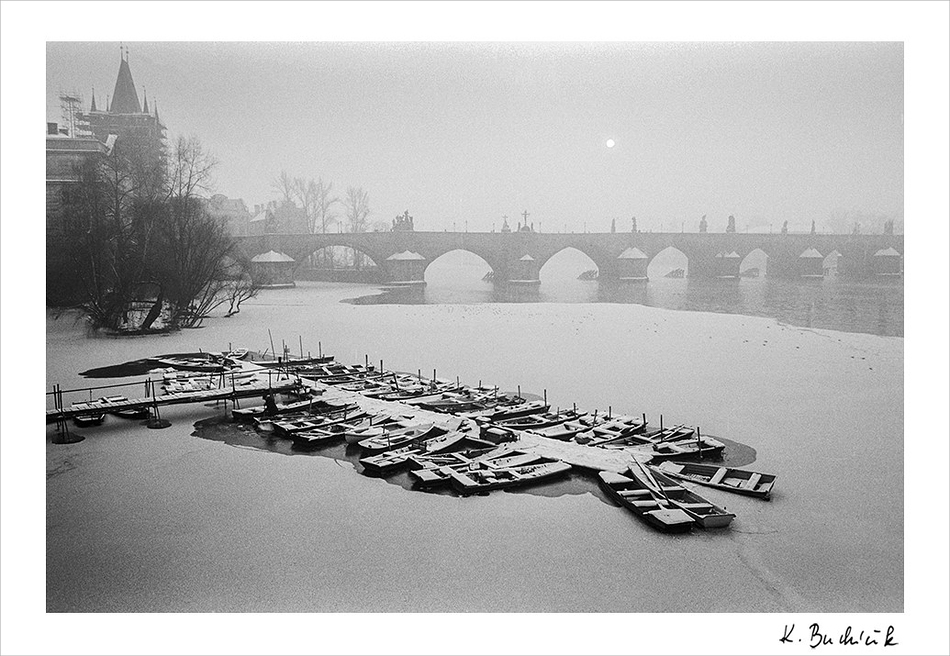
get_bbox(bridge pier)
[607,247,648,281]
[382,251,427,286]
[835,245,903,279]
[687,251,741,279]
[494,254,541,286]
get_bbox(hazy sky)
[47,41,903,233]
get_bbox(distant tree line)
[48,135,256,332]
[272,170,386,268]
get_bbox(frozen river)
[46,281,903,613]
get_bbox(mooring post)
[543,389,547,405]
[697,426,702,460]
[318,341,322,358]
[660,414,664,431]
[642,412,646,428]
[518,385,521,399]
[417,369,422,383]
[300,336,304,358]
[365,354,369,369]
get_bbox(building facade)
[45,126,113,232]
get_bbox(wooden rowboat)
[447,460,572,495]
[628,462,735,529]
[653,461,776,499]
[497,409,585,430]
[359,431,494,476]
[461,399,548,422]
[357,423,442,455]
[407,447,543,488]
[596,470,694,533]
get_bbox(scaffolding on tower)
[59,91,91,138]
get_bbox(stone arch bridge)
[237,231,903,285]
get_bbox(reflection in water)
[347,275,903,337]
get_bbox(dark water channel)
[192,412,757,505]
[348,276,903,337]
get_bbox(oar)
[633,456,671,505]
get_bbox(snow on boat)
[627,461,735,529]
[356,423,442,455]
[359,431,494,476]
[597,470,694,533]
[653,461,776,499]
[447,460,572,495]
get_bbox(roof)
[716,251,741,259]
[799,248,823,258]
[110,57,142,114]
[618,247,648,260]
[249,210,269,223]
[519,254,535,261]
[250,250,294,263]
[874,247,900,257]
[386,250,425,261]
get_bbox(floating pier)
[46,377,304,424]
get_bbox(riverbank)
[45,282,903,614]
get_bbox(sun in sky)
[605,138,616,148]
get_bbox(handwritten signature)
[780,623,898,648]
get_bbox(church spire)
[142,88,149,114]
[110,50,142,113]
[90,88,97,112]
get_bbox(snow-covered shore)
[46,282,902,613]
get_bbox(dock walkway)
[47,378,303,424]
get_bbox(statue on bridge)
[726,215,736,233]
[501,215,511,233]
[392,210,414,232]
[781,220,788,235]
[699,214,708,233]
[884,219,894,235]
[811,220,816,235]
[631,216,638,233]
[518,210,534,233]
[611,218,616,233]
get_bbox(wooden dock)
[512,433,647,474]
[47,377,304,424]
[303,381,647,474]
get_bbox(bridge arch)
[538,246,601,282]
[647,245,690,279]
[423,248,494,284]
[739,248,769,278]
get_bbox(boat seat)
[631,500,660,508]
[707,468,727,485]
[677,503,714,511]
[618,489,652,498]
[661,486,686,493]
[742,473,762,490]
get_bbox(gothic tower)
[80,47,166,166]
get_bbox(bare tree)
[344,187,371,268]
[344,186,371,233]
[272,169,295,204]
[223,262,260,317]
[148,137,235,329]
